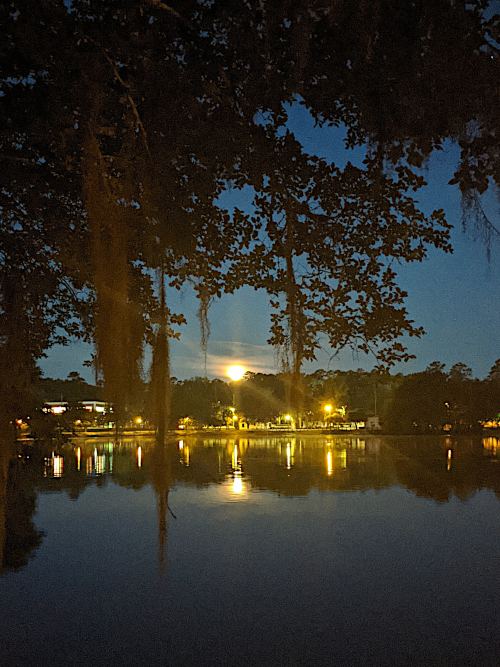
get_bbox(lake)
[1,433,500,666]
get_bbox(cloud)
[170,338,277,379]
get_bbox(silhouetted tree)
[386,362,486,434]
[170,377,232,427]
[3,0,500,423]
[386,368,450,434]
[235,130,450,420]
[239,373,287,422]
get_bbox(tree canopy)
[2,0,500,423]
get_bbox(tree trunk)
[283,208,304,424]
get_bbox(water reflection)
[326,450,333,475]
[25,433,500,504]
[43,453,64,478]
[387,436,498,503]
[0,432,43,574]
[483,436,500,457]
[150,437,175,574]
[2,433,500,667]
[3,433,500,577]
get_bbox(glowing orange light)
[227,365,246,381]
[53,455,63,478]
[232,473,243,495]
[327,451,333,476]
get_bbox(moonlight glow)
[227,365,246,381]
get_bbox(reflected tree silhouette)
[0,433,12,571]
[4,433,500,576]
[167,434,500,504]
[150,437,176,574]
[0,431,43,574]
[389,436,495,504]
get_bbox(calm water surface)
[1,434,500,666]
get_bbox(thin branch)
[462,189,500,261]
[0,155,44,165]
[58,277,85,304]
[146,0,186,25]
[98,48,153,160]
[464,190,500,236]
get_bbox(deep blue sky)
[39,104,500,383]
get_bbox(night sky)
[39,104,500,383]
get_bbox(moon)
[227,365,246,381]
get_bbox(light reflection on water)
[219,473,249,502]
[31,434,500,501]
[2,434,500,666]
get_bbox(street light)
[227,365,247,426]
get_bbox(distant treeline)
[385,361,500,434]
[34,359,500,434]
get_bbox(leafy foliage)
[385,362,491,434]
[2,0,500,422]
